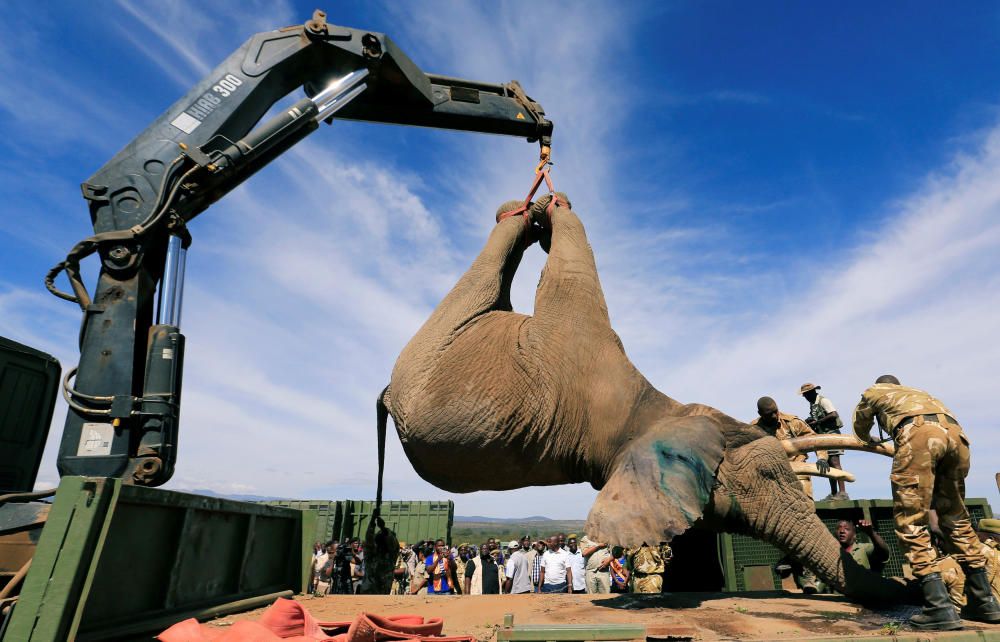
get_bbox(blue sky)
[3,1,1000,518]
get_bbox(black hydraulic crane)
[46,10,553,487]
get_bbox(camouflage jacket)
[751,412,815,462]
[628,544,669,575]
[983,539,1000,598]
[852,383,954,443]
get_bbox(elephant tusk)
[781,434,895,458]
[790,461,856,482]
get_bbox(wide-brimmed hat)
[799,382,820,395]
[978,519,1000,535]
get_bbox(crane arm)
[51,10,553,486]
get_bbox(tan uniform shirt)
[411,559,428,594]
[580,536,611,571]
[852,383,953,442]
[751,412,815,463]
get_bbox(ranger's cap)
[799,382,820,395]
[978,519,1000,535]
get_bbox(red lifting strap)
[497,165,559,226]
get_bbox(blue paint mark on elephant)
[653,441,715,524]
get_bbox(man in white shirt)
[566,536,587,594]
[537,535,572,593]
[504,540,533,594]
[313,542,335,595]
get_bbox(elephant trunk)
[751,489,898,601]
[714,437,907,603]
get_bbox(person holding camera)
[800,383,848,501]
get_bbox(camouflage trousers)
[632,573,663,593]
[891,417,983,577]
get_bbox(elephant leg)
[389,203,532,431]
[712,436,907,603]
[530,195,613,336]
[425,202,530,332]
[392,205,528,372]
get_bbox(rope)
[375,386,389,519]
[495,164,559,234]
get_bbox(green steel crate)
[0,336,60,492]
[3,477,314,642]
[718,498,993,592]
[343,500,454,545]
[255,499,454,546]
[258,500,344,545]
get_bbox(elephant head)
[382,194,903,602]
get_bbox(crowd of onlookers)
[311,518,1000,602]
[311,532,672,596]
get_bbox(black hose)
[44,157,193,309]
[0,488,57,505]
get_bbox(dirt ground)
[223,592,1000,641]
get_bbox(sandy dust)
[223,592,1000,640]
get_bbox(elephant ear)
[585,414,726,546]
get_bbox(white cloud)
[6,0,1000,522]
[649,127,1000,501]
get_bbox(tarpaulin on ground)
[157,597,475,642]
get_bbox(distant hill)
[176,488,286,502]
[452,517,587,544]
[455,515,555,523]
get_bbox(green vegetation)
[878,622,901,636]
[451,519,585,545]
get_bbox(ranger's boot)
[961,567,1000,623]
[910,572,963,631]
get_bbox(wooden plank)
[497,624,646,641]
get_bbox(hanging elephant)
[378,192,903,602]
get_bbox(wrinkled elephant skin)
[383,195,903,603]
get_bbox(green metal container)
[3,477,314,641]
[258,500,344,545]
[718,497,994,592]
[0,336,60,492]
[259,499,455,546]
[342,499,453,545]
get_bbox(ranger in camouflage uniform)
[752,396,818,497]
[853,375,1000,629]
[453,544,471,595]
[977,520,1000,599]
[628,542,670,593]
[752,397,822,593]
[390,544,411,595]
[939,519,1000,609]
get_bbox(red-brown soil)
[224,592,1000,640]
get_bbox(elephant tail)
[375,385,390,516]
